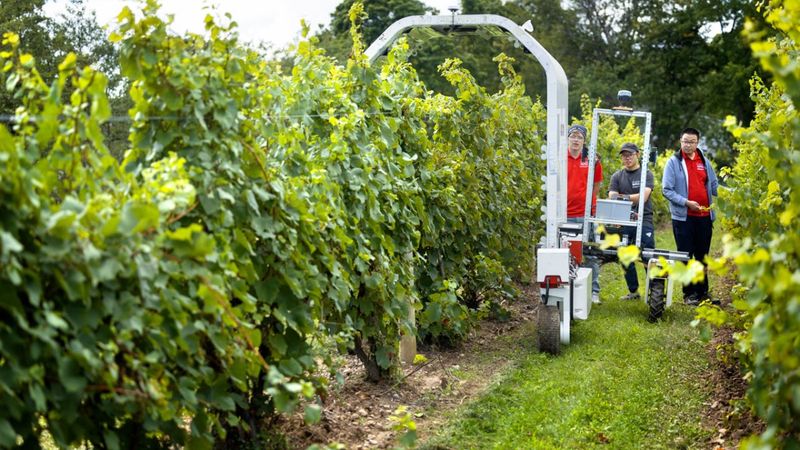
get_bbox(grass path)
[422,226,715,449]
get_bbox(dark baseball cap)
[619,142,639,154]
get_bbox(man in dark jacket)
[662,128,719,305]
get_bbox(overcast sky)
[44,0,461,49]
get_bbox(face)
[680,133,699,154]
[568,132,584,152]
[620,151,638,169]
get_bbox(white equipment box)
[572,267,593,320]
[536,248,570,283]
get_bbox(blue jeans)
[619,224,655,293]
[567,217,600,295]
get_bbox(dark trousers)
[619,224,656,293]
[672,216,713,298]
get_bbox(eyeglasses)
[680,140,698,145]
[620,153,637,159]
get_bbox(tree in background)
[1,0,126,155]
[55,0,129,158]
[316,0,766,165]
[315,0,433,63]
[563,0,767,160]
[315,0,577,97]
[331,0,433,43]
[0,0,57,112]
[1,0,119,103]
[2,0,768,164]
[52,0,119,89]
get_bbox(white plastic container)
[595,199,632,222]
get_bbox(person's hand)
[686,200,701,211]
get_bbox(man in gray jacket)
[609,143,656,301]
[662,128,719,305]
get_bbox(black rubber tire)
[647,278,666,323]
[537,304,561,355]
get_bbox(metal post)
[634,112,653,248]
[583,108,601,239]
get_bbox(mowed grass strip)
[423,227,713,449]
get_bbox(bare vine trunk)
[353,335,387,382]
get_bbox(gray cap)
[568,124,587,139]
[619,142,639,154]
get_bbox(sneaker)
[592,293,602,304]
[619,292,640,301]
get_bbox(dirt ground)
[279,283,539,449]
[280,278,763,449]
[701,272,764,450]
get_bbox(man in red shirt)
[566,124,603,303]
[662,127,719,305]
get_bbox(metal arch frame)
[583,108,653,249]
[366,14,569,249]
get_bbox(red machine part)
[567,239,583,265]
[539,275,564,288]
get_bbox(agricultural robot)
[366,11,690,357]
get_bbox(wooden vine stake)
[399,303,416,365]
